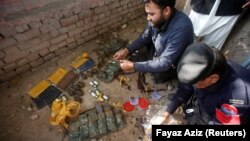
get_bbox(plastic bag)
[141,105,179,141]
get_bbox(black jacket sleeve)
[166,83,195,114]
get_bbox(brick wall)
[0,0,145,83]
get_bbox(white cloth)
[189,0,240,49]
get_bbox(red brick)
[28,38,41,46]
[49,45,59,52]
[120,0,130,5]
[76,20,85,27]
[0,60,5,68]
[50,29,59,37]
[0,38,17,49]
[15,24,29,33]
[78,11,92,19]
[63,9,73,18]
[4,46,20,54]
[0,51,6,59]
[0,69,4,75]
[73,5,82,14]
[0,71,16,82]
[96,25,102,32]
[88,28,96,34]
[109,2,120,9]
[16,58,29,66]
[0,27,16,37]
[68,42,77,50]
[81,31,89,37]
[51,34,68,45]
[29,21,42,29]
[105,0,111,5]
[2,62,16,71]
[16,64,31,74]
[74,34,82,40]
[98,28,109,35]
[4,50,29,63]
[14,29,40,42]
[90,2,98,8]
[68,27,84,37]
[54,47,68,56]
[40,33,51,41]
[27,53,40,61]
[60,15,79,26]
[110,21,121,29]
[98,13,105,19]
[17,42,31,50]
[39,48,50,56]
[30,41,50,53]
[94,7,105,14]
[84,22,97,29]
[123,5,128,10]
[57,41,67,48]
[43,53,55,61]
[84,33,97,42]
[98,18,109,25]
[53,11,64,20]
[97,0,105,7]
[128,3,132,8]
[30,58,44,67]
[66,37,75,44]
[40,24,52,34]
[77,38,85,45]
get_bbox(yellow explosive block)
[71,52,89,69]
[28,80,50,98]
[48,68,68,84]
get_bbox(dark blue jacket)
[127,10,194,73]
[167,61,250,124]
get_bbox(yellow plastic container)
[28,80,50,98]
[48,68,68,84]
[71,52,89,69]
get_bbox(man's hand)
[119,60,135,73]
[161,111,171,124]
[242,0,250,8]
[113,48,129,60]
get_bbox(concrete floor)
[0,16,184,141]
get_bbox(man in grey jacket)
[113,0,194,83]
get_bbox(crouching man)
[163,43,250,125]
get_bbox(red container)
[123,101,135,112]
[138,98,149,110]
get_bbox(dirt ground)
[0,14,185,141]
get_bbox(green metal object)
[114,108,125,129]
[96,103,109,135]
[103,104,117,132]
[68,104,126,141]
[97,61,121,83]
[87,110,99,138]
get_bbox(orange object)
[49,99,80,128]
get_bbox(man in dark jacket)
[113,0,194,83]
[188,0,250,49]
[163,43,250,125]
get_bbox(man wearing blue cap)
[163,43,250,125]
[113,0,194,84]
